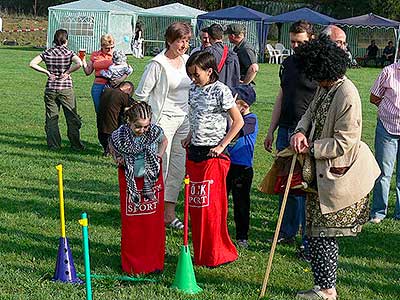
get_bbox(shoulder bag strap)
[217,45,229,73]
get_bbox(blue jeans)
[91,83,105,113]
[371,119,400,220]
[276,126,306,243]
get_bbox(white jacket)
[135,49,189,123]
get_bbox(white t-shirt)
[162,55,192,116]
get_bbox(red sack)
[186,155,238,267]
[118,167,165,274]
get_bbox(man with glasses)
[322,25,347,50]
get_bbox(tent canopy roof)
[49,0,134,13]
[198,5,271,21]
[267,7,336,25]
[142,3,206,18]
[335,13,400,28]
[110,0,145,13]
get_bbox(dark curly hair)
[294,34,350,82]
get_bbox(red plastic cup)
[78,49,86,61]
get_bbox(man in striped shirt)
[370,62,400,223]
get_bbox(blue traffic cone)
[53,237,82,283]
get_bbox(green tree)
[370,0,400,20]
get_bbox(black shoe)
[71,143,85,151]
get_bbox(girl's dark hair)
[294,34,349,82]
[124,101,152,123]
[186,51,219,84]
[53,29,68,46]
[165,22,192,49]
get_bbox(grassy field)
[0,46,399,300]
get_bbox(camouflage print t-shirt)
[188,81,235,146]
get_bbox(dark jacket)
[205,42,240,90]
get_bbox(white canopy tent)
[137,3,206,55]
[47,0,137,54]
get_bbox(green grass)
[0,46,399,300]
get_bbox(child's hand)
[60,72,70,80]
[208,144,224,157]
[181,136,191,148]
[115,156,124,167]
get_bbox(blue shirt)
[228,113,258,167]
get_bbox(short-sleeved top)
[383,46,395,56]
[228,112,258,167]
[90,50,113,84]
[97,88,133,134]
[278,55,318,129]
[370,62,400,135]
[233,39,257,80]
[40,45,74,90]
[367,45,379,57]
[189,81,235,146]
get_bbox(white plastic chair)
[266,44,282,64]
[275,43,291,63]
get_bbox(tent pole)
[395,26,400,63]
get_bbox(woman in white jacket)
[135,22,192,229]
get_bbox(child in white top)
[101,49,133,88]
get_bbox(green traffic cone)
[171,245,202,294]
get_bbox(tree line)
[1,0,399,20]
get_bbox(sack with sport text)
[118,167,165,274]
[186,154,238,267]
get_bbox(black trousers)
[226,164,254,240]
[98,132,111,153]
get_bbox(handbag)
[258,147,314,195]
[258,159,279,194]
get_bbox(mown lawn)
[0,46,399,300]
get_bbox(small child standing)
[100,50,133,88]
[109,101,168,275]
[182,51,244,267]
[226,84,258,249]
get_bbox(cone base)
[171,245,202,294]
[53,237,83,284]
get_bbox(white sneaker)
[370,217,382,224]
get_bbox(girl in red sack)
[181,51,244,267]
[109,101,168,274]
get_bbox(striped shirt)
[40,45,74,90]
[371,62,400,135]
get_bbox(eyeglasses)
[335,40,347,47]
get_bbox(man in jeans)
[370,62,400,223]
[264,21,317,259]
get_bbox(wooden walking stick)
[259,153,298,299]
